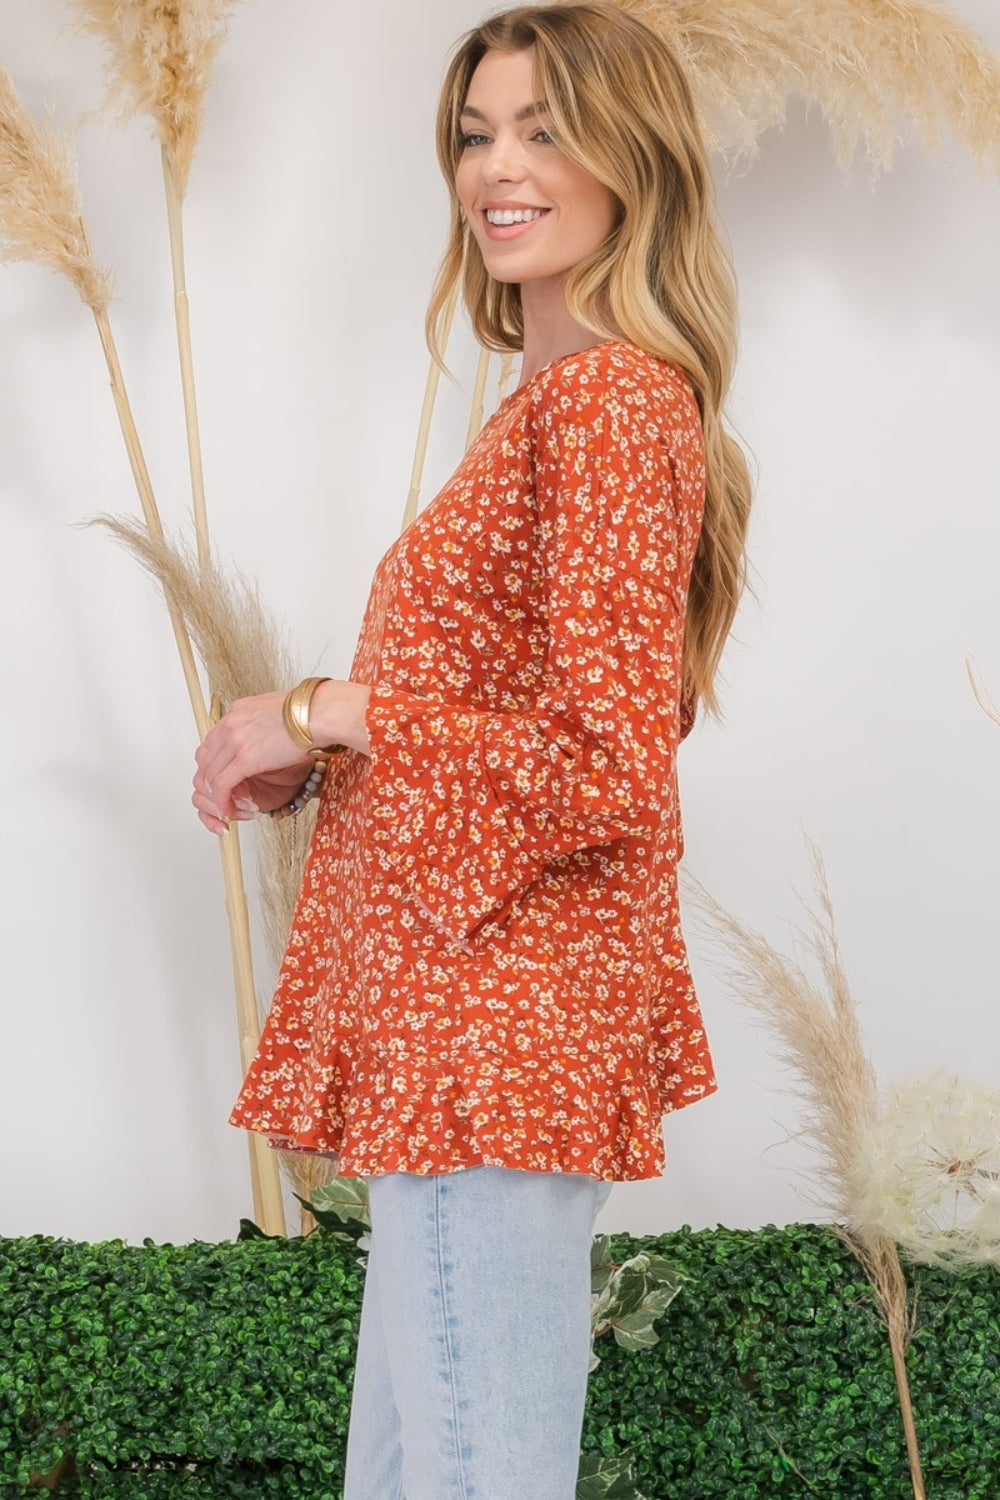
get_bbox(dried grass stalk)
[94,515,337,1220]
[0,69,205,718]
[685,843,926,1498]
[92,515,318,960]
[0,69,110,308]
[403,280,460,531]
[496,352,516,405]
[685,844,880,1218]
[93,516,292,704]
[79,509,288,1235]
[465,346,491,450]
[610,0,1000,174]
[3,44,283,1232]
[67,2,238,569]
[161,141,212,572]
[966,655,1000,729]
[68,0,239,196]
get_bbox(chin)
[481,255,560,287]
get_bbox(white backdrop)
[2,0,998,1246]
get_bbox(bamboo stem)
[496,351,516,405]
[90,289,285,1236]
[90,301,209,737]
[161,145,210,569]
[464,346,490,451]
[401,280,460,531]
[155,154,285,1237]
[92,310,283,1229]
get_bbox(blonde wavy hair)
[428,1,752,718]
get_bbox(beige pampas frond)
[68,0,239,195]
[95,514,292,705]
[686,844,926,1498]
[966,655,1000,729]
[254,811,319,991]
[0,69,111,308]
[611,0,1000,173]
[4,19,280,1231]
[685,843,880,1220]
[94,514,336,1217]
[93,514,316,964]
[0,71,210,730]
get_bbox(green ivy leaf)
[235,1218,284,1242]
[577,1449,648,1499]
[296,1178,371,1231]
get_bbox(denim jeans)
[342,1165,615,1500]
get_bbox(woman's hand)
[193,690,313,833]
[192,681,371,834]
[194,761,318,832]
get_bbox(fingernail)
[234,798,260,815]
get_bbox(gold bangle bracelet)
[282,676,331,751]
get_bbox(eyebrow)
[459,100,550,123]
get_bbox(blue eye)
[458,128,556,149]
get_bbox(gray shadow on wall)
[716,101,1000,354]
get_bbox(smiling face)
[454,47,618,290]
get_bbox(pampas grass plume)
[611,0,1000,174]
[0,69,110,308]
[967,655,1000,729]
[93,514,316,966]
[94,515,339,1219]
[68,0,239,194]
[685,841,880,1223]
[685,844,926,1495]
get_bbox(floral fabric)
[229,339,718,1181]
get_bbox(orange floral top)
[229,338,718,1181]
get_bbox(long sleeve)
[364,356,705,946]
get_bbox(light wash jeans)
[343,1165,615,1500]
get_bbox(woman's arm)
[192,680,371,834]
[362,362,705,944]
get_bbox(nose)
[479,131,525,184]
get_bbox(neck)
[517,276,616,386]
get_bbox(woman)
[193,4,751,1495]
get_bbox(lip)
[481,206,551,241]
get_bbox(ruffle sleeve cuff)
[365,682,548,945]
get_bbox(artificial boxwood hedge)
[2,1222,998,1497]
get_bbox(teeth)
[486,208,545,225]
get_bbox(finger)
[211,738,282,818]
[192,778,222,815]
[196,713,248,781]
[194,729,226,771]
[192,786,236,827]
[194,746,244,820]
[197,808,229,836]
[196,736,234,794]
[207,770,241,820]
[197,726,262,817]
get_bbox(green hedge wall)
[2,1223,998,1497]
